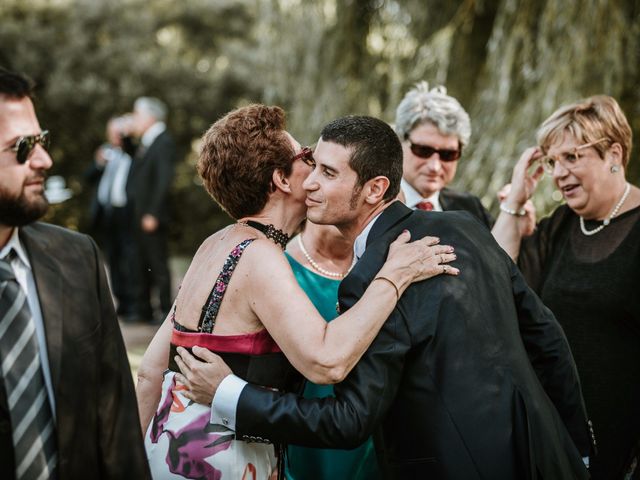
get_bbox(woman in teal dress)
[285,221,381,480]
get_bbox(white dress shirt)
[401,178,442,211]
[97,146,132,208]
[0,228,56,418]
[211,212,386,429]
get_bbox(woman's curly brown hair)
[197,104,295,219]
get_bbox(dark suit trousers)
[95,206,139,315]
[136,226,172,319]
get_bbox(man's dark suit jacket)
[0,223,150,479]
[439,187,494,228]
[236,202,593,479]
[126,130,176,226]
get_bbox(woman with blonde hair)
[494,95,639,479]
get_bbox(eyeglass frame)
[538,137,608,174]
[1,130,50,165]
[404,135,462,162]
[291,146,315,167]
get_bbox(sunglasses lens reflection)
[16,132,50,164]
[17,139,32,164]
[410,143,459,162]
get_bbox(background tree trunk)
[250,0,640,215]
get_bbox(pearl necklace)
[579,182,631,236]
[297,234,356,278]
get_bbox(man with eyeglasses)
[395,82,494,228]
[0,67,150,479]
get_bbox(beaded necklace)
[297,234,356,279]
[238,220,289,249]
[579,182,630,236]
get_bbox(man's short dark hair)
[320,115,403,201]
[0,67,34,99]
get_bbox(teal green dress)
[285,253,381,480]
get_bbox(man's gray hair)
[394,82,471,147]
[134,96,168,122]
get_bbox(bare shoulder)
[241,238,292,266]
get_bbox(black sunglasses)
[406,137,461,162]
[2,130,50,164]
[291,146,315,167]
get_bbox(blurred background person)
[285,220,380,480]
[128,96,176,324]
[394,82,493,227]
[493,95,639,479]
[85,114,139,321]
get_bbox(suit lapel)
[366,201,413,248]
[19,226,64,394]
[439,188,452,211]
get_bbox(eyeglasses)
[539,137,608,174]
[406,137,461,162]
[291,146,315,167]
[2,130,50,164]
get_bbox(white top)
[97,146,132,208]
[0,228,56,419]
[401,178,442,211]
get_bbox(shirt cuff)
[582,456,589,468]
[210,374,247,430]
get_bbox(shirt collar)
[353,212,383,260]
[0,227,31,269]
[401,178,442,211]
[141,121,166,147]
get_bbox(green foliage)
[2,0,638,247]
[251,0,640,217]
[0,0,252,253]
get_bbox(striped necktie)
[0,252,57,479]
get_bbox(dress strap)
[197,238,255,333]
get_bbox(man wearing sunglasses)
[0,68,150,479]
[395,82,494,228]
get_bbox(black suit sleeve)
[236,271,410,448]
[88,237,150,477]
[440,189,494,229]
[510,260,593,456]
[145,136,175,219]
[83,160,104,185]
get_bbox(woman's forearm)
[136,371,163,435]
[492,211,524,261]
[135,317,173,434]
[283,242,456,384]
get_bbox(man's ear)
[363,176,390,205]
[272,168,292,193]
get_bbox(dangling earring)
[611,165,620,173]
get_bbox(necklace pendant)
[603,219,610,226]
